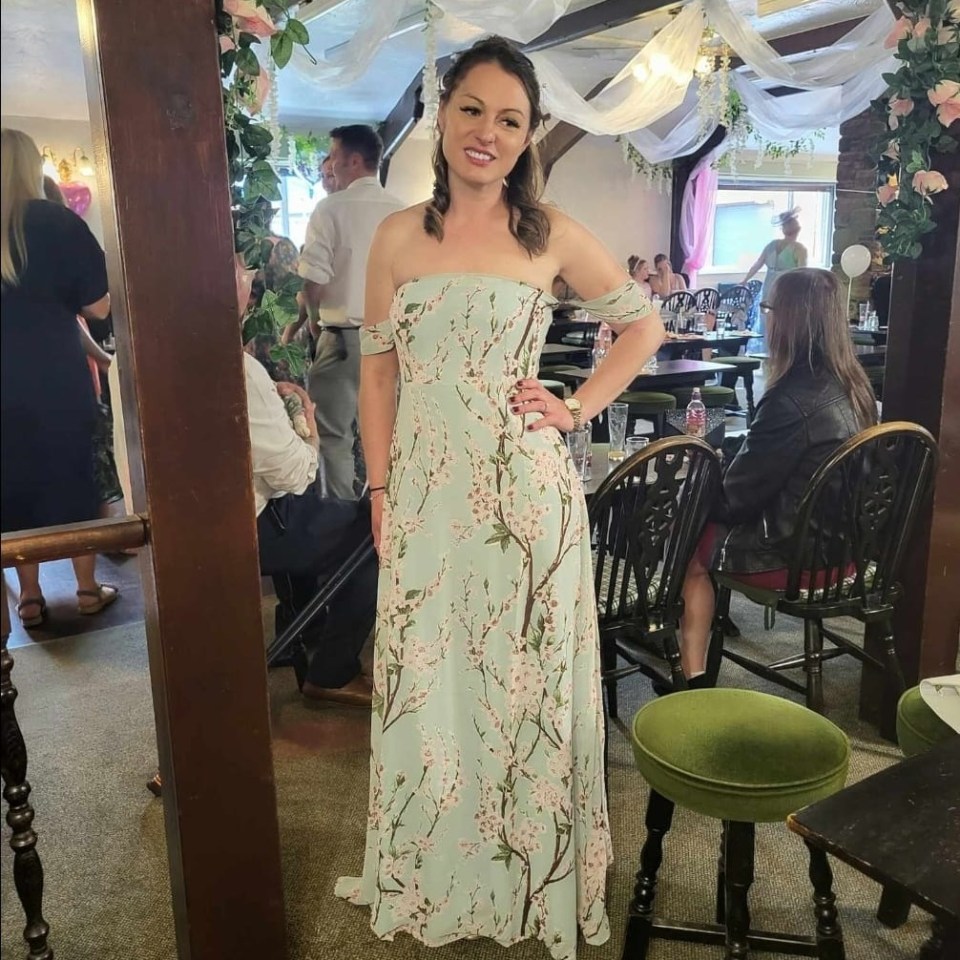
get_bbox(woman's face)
[438,62,533,188]
[657,258,671,274]
[632,261,649,282]
[783,219,801,240]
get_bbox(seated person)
[627,255,653,299]
[649,253,687,296]
[245,344,376,705]
[677,268,878,685]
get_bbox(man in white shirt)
[245,349,377,705]
[298,125,405,499]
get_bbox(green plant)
[616,137,672,190]
[872,1,959,261]
[217,0,311,372]
[290,130,332,186]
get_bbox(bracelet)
[369,486,386,495]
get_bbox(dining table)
[562,359,730,392]
[787,737,959,960]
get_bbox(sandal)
[77,583,119,615]
[17,597,47,628]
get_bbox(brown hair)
[424,36,549,258]
[329,124,383,171]
[627,255,645,274]
[765,268,877,429]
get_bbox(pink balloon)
[60,182,92,218]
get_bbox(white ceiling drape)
[290,0,896,162]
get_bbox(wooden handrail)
[1,515,149,567]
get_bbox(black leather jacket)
[711,365,862,574]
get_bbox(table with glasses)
[658,331,755,359]
[540,342,591,359]
[563,359,730,392]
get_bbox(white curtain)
[531,2,706,137]
[290,0,897,161]
[291,0,407,87]
[436,0,577,44]
[702,0,895,89]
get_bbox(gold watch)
[563,397,583,431]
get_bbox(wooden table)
[788,738,960,959]
[658,331,754,358]
[564,359,729,392]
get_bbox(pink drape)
[679,156,718,289]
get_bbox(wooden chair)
[661,290,697,314]
[707,423,939,733]
[717,284,754,328]
[692,287,720,315]
[590,437,722,720]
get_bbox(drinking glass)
[625,436,650,457]
[607,402,628,464]
[858,302,869,327]
[642,354,658,374]
[694,312,707,334]
[567,427,592,481]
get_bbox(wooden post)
[77,2,287,957]
[862,145,960,724]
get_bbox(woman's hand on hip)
[509,379,575,433]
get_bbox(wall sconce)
[41,146,95,182]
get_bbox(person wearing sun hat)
[743,206,808,343]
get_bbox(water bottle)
[592,322,613,371]
[685,387,707,439]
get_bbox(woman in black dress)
[1,128,118,626]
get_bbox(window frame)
[705,179,836,275]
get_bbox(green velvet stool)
[626,689,850,959]
[618,390,677,439]
[713,356,763,425]
[877,686,958,929]
[671,384,737,410]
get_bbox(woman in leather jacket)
[678,268,878,682]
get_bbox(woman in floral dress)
[338,37,664,959]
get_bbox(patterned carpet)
[1,600,930,960]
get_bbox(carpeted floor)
[1,599,930,960]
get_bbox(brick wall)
[832,109,886,318]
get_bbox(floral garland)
[422,2,442,132]
[873,0,959,262]
[617,136,672,192]
[217,0,311,371]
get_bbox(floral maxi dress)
[337,275,653,960]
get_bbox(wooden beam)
[78,2,288,957]
[880,149,960,686]
[727,17,868,71]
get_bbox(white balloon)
[840,244,872,279]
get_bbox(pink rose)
[889,97,915,117]
[928,79,960,105]
[884,16,913,48]
[936,98,960,126]
[877,185,898,206]
[913,17,931,38]
[224,0,277,38]
[912,170,949,195]
[889,114,899,131]
[219,34,236,54]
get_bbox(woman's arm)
[742,246,769,284]
[78,319,112,372]
[79,293,111,322]
[359,220,402,547]
[795,243,808,268]
[519,213,664,431]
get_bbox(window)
[271,173,325,249]
[705,182,835,273]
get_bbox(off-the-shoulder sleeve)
[573,280,656,324]
[360,318,395,355]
